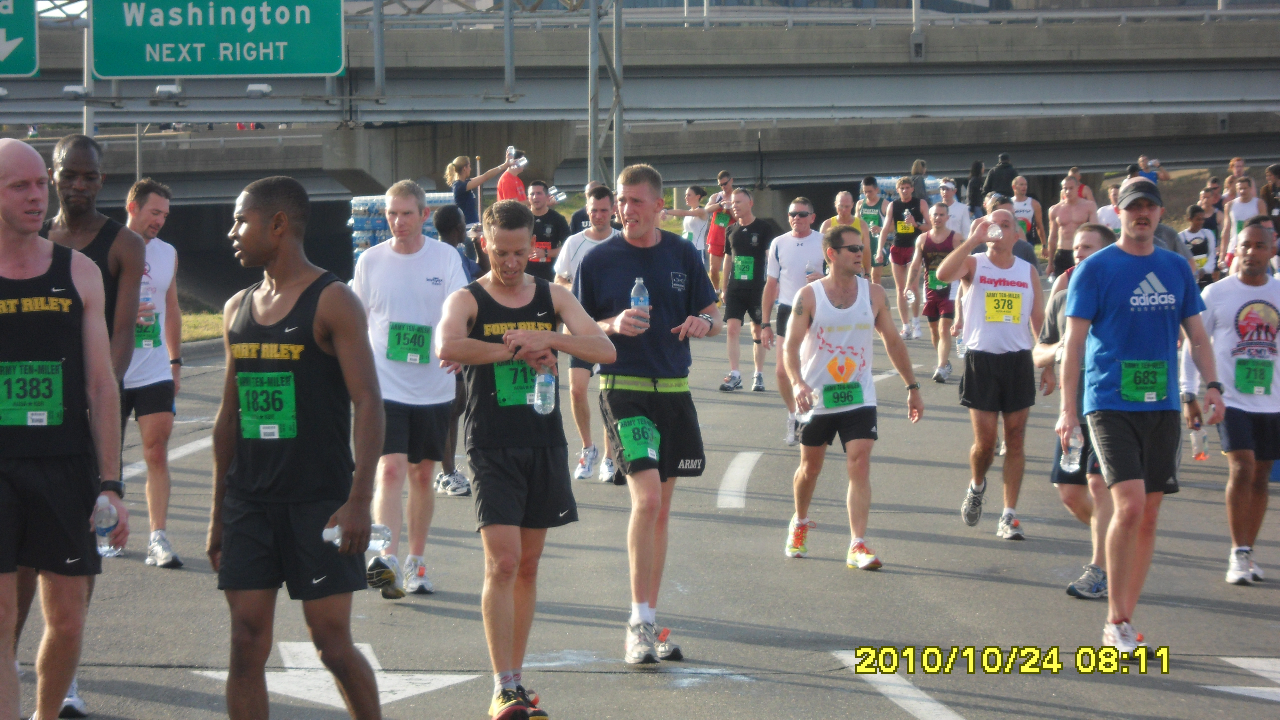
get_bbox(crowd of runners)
[1,136,1276,720]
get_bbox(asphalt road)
[15,330,1280,720]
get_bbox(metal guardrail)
[24,134,325,151]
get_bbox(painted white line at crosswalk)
[717,451,763,509]
[832,651,967,720]
[873,364,923,383]
[1204,657,1280,703]
[122,435,212,480]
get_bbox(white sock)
[851,537,863,548]
[970,480,986,493]
[512,671,522,687]
[788,411,796,420]
[793,515,808,526]
[1003,508,1016,517]
[150,529,166,543]
[641,605,656,625]
[406,554,423,565]
[494,671,515,695]
[730,370,741,378]
[629,602,649,626]
[1235,545,1252,554]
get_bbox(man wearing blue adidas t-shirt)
[1058,179,1224,655]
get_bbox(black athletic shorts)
[569,357,598,373]
[1049,421,1102,486]
[798,406,878,450]
[121,379,175,422]
[1218,407,1280,461]
[600,388,707,481]
[217,494,367,600]
[776,303,793,337]
[382,399,451,464]
[0,454,101,576]
[468,446,576,531]
[959,349,1036,414]
[722,286,763,326]
[1086,410,1180,494]
[1052,249,1074,278]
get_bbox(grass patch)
[182,312,223,342]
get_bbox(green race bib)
[135,315,161,349]
[617,416,661,463]
[733,255,754,281]
[0,361,63,426]
[387,322,431,364]
[1234,358,1274,396]
[927,269,948,291]
[495,359,535,407]
[237,372,297,439]
[713,211,731,228]
[1120,360,1168,403]
[860,210,881,231]
[822,381,864,409]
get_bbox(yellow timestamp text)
[848,645,1170,675]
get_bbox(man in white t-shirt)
[122,178,185,569]
[352,180,467,598]
[1095,185,1122,238]
[1224,175,1264,268]
[1180,204,1217,286]
[1182,222,1280,586]
[555,185,621,481]
[940,179,971,235]
[760,197,826,445]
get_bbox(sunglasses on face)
[719,180,730,187]
[832,244,864,254]
[788,211,812,218]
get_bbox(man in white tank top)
[781,225,923,570]
[937,209,1045,541]
[122,179,185,569]
[1224,175,1263,268]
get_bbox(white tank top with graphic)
[1012,197,1035,236]
[798,278,877,419]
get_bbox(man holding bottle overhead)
[575,165,721,666]
[438,199,614,719]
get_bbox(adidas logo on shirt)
[1130,272,1176,308]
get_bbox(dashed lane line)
[833,651,967,720]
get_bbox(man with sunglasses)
[782,225,923,568]
[761,198,827,445]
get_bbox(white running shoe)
[1102,621,1145,654]
[435,470,472,497]
[785,414,799,446]
[145,532,183,568]
[61,676,88,718]
[402,556,435,595]
[900,326,911,340]
[1227,548,1254,585]
[625,623,659,664]
[599,456,617,483]
[997,438,1007,456]
[910,318,921,339]
[366,554,406,599]
[574,445,600,481]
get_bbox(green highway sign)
[92,0,344,79]
[0,0,39,77]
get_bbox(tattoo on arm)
[794,296,804,318]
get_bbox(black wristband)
[761,322,771,329]
[170,358,183,366]
[99,480,125,499]
[905,383,920,391]
[1206,381,1225,393]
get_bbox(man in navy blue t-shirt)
[1058,179,1224,655]
[575,164,720,666]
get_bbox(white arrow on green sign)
[0,0,39,77]
[91,0,344,79]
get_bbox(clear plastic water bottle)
[533,373,556,415]
[94,495,121,558]
[630,277,649,310]
[804,261,816,277]
[322,523,393,552]
[956,337,967,358]
[547,185,568,203]
[505,144,516,158]
[987,224,1004,240]
[1061,426,1083,472]
[1191,422,1208,461]
[513,156,529,170]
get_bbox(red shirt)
[496,171,526,203]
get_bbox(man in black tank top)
[43,134,147,382]
[438,200,614,720]
[209,177,385,720]
[878,177,931,341]
[0,139,129,720]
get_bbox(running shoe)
[847,541,882,570]
[366,555,406,599]
[751,372,765,392]
[145,532,183,569]
[403,556,435,595]
[599,456,617,483]
[932,367,945,383]
[785,414,799,446]
[656,627,683,661]
[961,484,984,527]
[941,362,952,381]
[60,677,88,718]
[1252,558,1265,582]
[785,515,815,558]
[436,470,472,497]
[900,326,911,340]
[996,513,1024,540]
[625,622,659,664]
[488,688,530,720]
[1067,564,1108,599]
[997,439,1007,456]
[910,318,922,339]
[1227,548,1254,585]
[516,686,547,719]
[1101,621,1146,654]
[573,445,600,481]
[719,373,742,392]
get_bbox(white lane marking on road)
[194,642,478,709]
[873,364,922,383]
[1204,657,1280,703]
[717,451,762,509]
[833,651,967,720]
[122,435,212,480]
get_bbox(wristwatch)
[905,383,921,391]
[1180,392,1196,404]
[100,480,125,499]
[1206,381,1225,393]
[697,313,715,327]
[761,322,771,329]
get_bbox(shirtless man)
[1047,175,1099,278]
[1067,168,1096,204]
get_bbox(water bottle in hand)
[1061,426,1083,472]
[987,223,1003,240]
[956,338,967,358]
[533,373,556,415]
[630,277,649,310]
[1190,422,1208,461]
[322,523,392,553]
[95,495,121,558]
